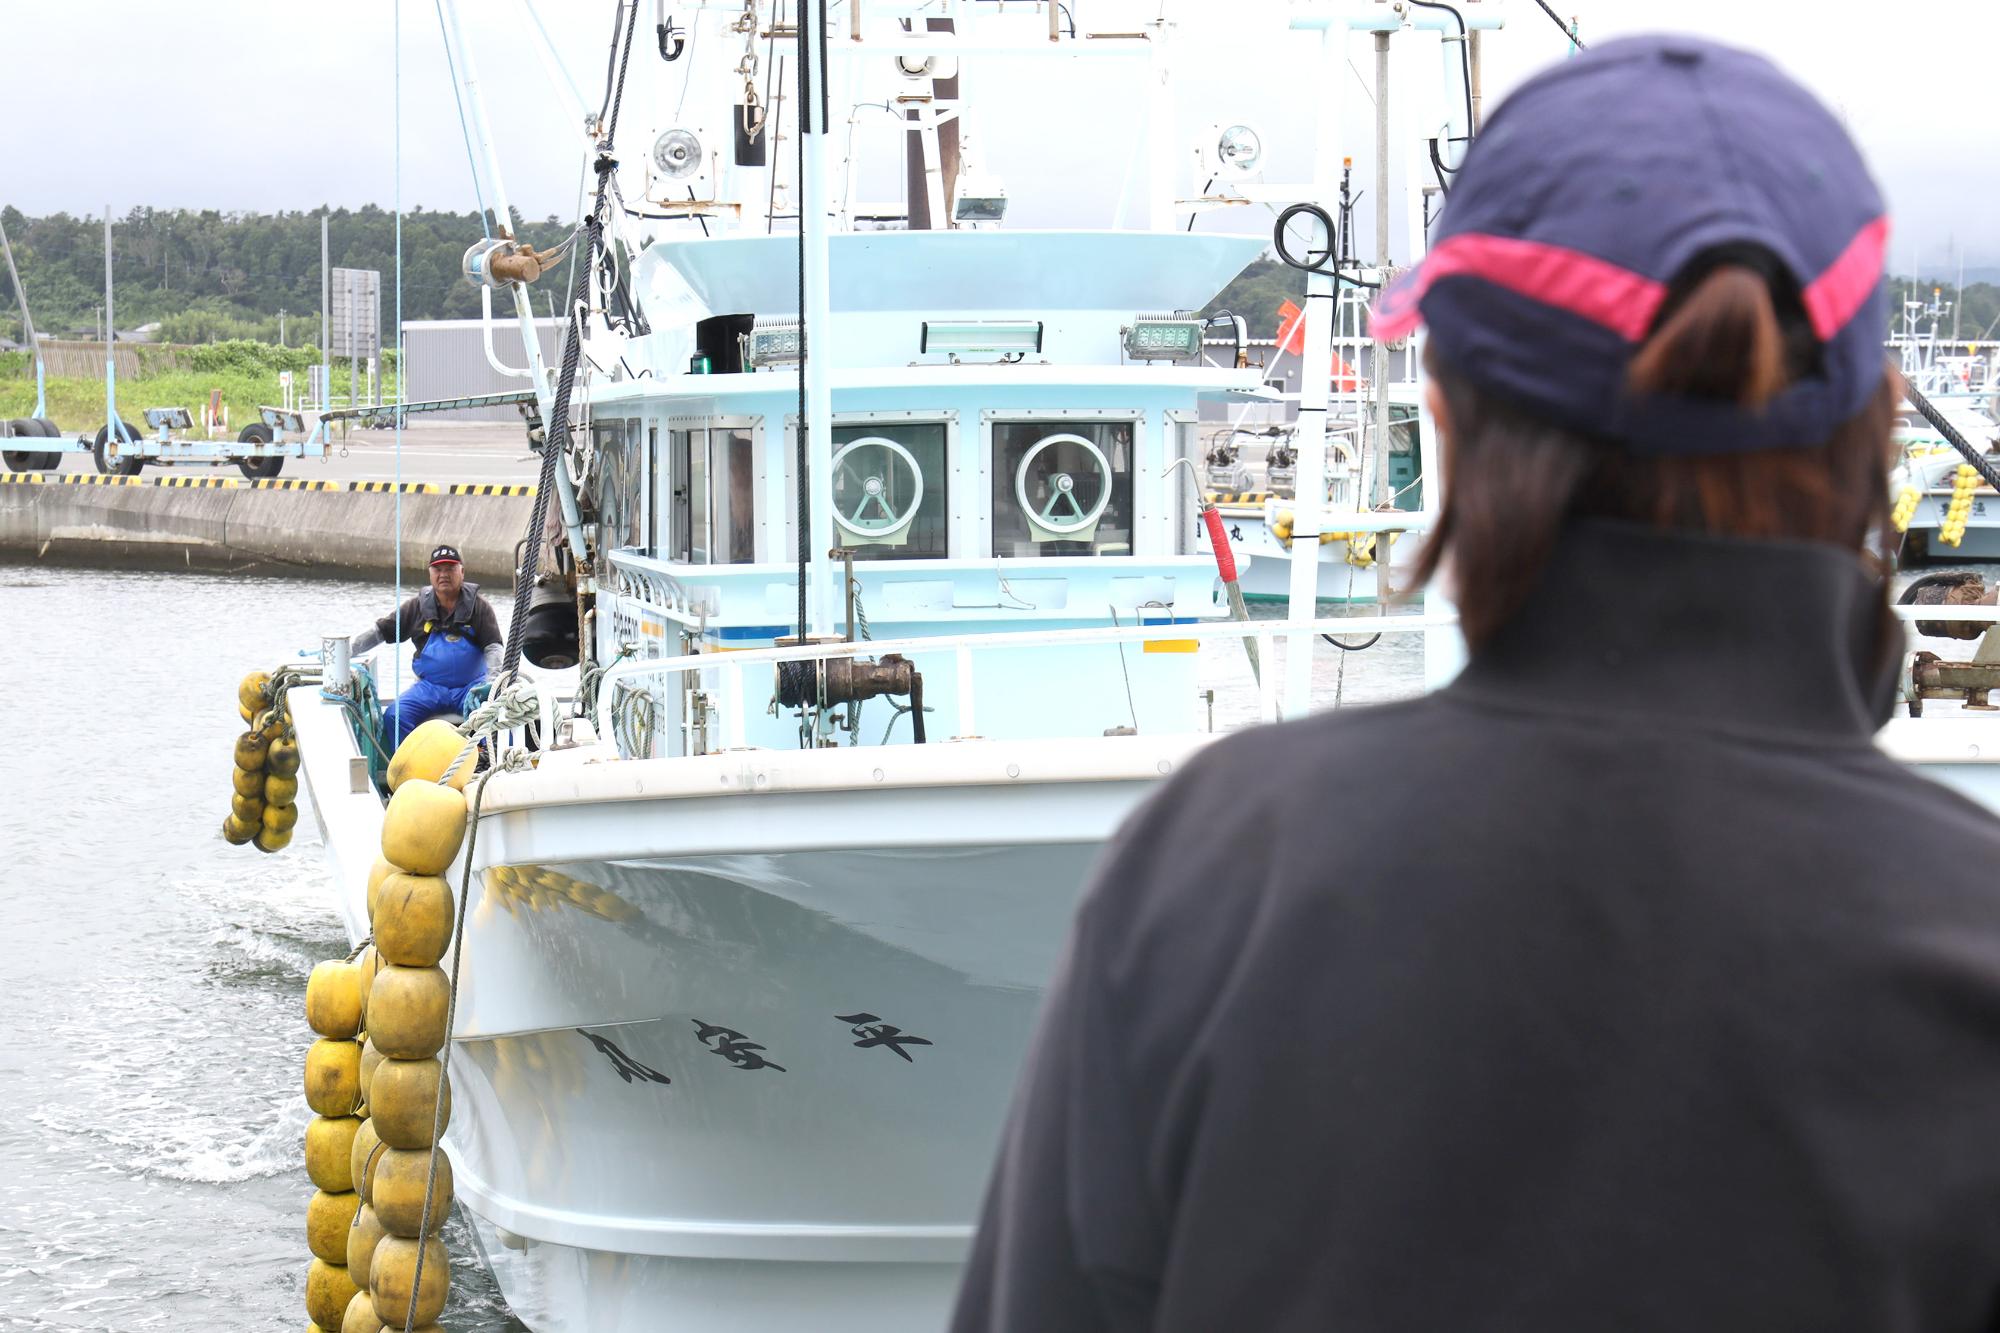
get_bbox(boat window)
[668,425,756,564]
[991,420,1136,557]
[832,422,947,560]
[593,417,643,563]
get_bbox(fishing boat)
[278,3,1467,1326]
[272,3,2000,1329]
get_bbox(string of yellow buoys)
[226,671,301,853]
[303,718,473,1332]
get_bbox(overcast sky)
[5,0,1995,274]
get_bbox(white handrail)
[591,610,1455,742]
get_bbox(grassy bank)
[0,344,396,436]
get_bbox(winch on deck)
[773,653,927,743]
[1902,573,2000,716]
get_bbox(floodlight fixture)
[921,319,1044,356]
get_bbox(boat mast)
[1281,20,1344,716]
[802,0,837,636]
[438,0,587,562]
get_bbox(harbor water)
[0,560,1422,1330]
[0,563,522,1331]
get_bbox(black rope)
[1528,0,1585,49]
[499,0,638,683]
[794,0,812,642]
[1905,375,2000,492]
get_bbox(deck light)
[921,319,1043,356]
[742,318,804,369]
[1122,313,1205,363]
[1215,124,1263,175]
[952,171,1008,224]
[652,128,704,179]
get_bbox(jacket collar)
[419,582,481,624]
[1447,519,1897,739]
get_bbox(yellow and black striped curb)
[447,483,537,497]
[1205,490,1272,506]
[155,475,242,488]
[0,473,531,494]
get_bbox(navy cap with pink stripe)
[1372,34,1889,456]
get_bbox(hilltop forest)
[0,205,1995,347]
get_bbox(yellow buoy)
[366,858,398,925]
[380,782,467,877]
[354,946,383,1028]
[387,719,476,793]
[372,876,454,969]
[259,708,291,742]
[256,824,295,855]
[305,1114,363,1193]
[239,670,272,712]
[232,765,265,799]
[350,1117,383,1205]
[368,966,450,1060]
[359,1037,384,1104]
[368,1235,449,1326]
[305,1257,361,1329]
[266,773,300,806]
[265,802,301,835]
[305,1188,361,1262]
[304,1038,362,1117]
[231,792,267,825]
[239,701,256,724]
[346,1203,390,1290]
[305,960,364,1039]
[234,730,270,771]
[368,1057,450,1149]
[341,1289,385,1333]
[371,1146,454,1238]
[268,738,302,778]
[222,815,257,846]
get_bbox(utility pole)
[279,309,288,347]
[321,212,331,410]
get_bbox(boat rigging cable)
[432,0,491,239]
[1903,375,2000,493]
[1528,0,1586,50]
[498,0,641,685]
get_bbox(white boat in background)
[279,4,2000,1330]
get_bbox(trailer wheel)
[235,424,283,480]
[4,418,64,472]
[92,423,146,476]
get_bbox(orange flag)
[1275,298,1305,356]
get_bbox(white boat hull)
[295,708,1207,1332]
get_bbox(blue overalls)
[382,621,486,748]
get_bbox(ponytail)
[1627,265,1788,407]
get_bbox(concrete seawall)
[0,476,537,581]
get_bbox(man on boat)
[349,544,504,746]
[956,35,2000,1333]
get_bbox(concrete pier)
[0,475,535,581]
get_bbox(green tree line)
[1201,255,2000,343]
[0,205,573,347]
[0,206,1992,347]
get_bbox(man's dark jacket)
[372,583,503,656]
[953,520,2000,1333]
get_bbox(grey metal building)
[399,317,564,421]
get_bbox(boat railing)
[589,609,1455,751]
